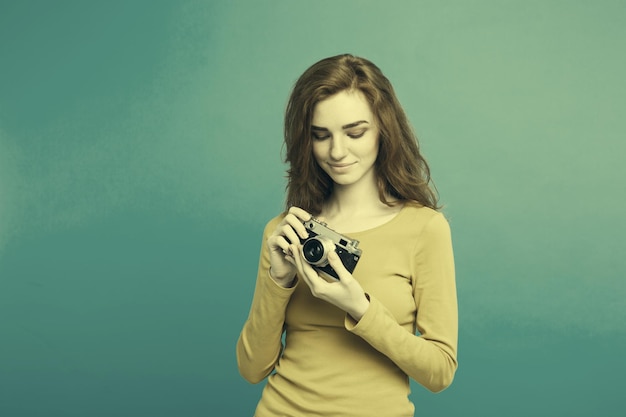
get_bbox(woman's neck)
[323,177,397,219]
[321,181,403,234]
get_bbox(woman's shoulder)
[261,210,288,235]
[396,202,450,235]
[400,202,444,221]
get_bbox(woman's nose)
[329,136,348,160]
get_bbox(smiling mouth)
[328,162,356,173]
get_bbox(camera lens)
[303,239,324,263]
[302,237,333,266]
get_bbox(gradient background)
[1,1,625,416]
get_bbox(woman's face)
[311,89,380,189]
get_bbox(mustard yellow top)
[237,204,458,417]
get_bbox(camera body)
[299,217,362,280]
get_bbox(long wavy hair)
[284,54,439,215]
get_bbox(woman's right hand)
[266,206,312,287]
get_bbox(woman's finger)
[288,206,312,222]
[285,209,312,239]
[284,253,296,265]
[267,236,285,255]
[325,248,353,281]
[292,245,316,284]
[280,223,301,245]
[278,216,305,241]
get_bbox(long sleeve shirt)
[237,204,458,417]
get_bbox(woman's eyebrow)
[311,120,369,131]
[342,120,369,129]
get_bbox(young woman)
[237,54,458,417]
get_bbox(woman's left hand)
[290,243,370,321]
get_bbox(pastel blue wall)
[1,1,624,416]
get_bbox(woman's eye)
[312,133,330,140]
[347,131,366,139]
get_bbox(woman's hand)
[291,243,370,321]
[266,206,312,287]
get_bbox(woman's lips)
[328,162,355,172]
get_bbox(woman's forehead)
[311,90,374,127]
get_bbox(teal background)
[1,1,625,416]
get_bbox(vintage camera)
[299,217,362,280]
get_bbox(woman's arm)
[346,213,458,392]
[236,217,298,383]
